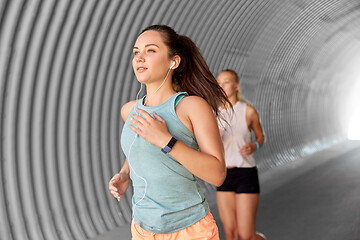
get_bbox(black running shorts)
[216,167,260,194]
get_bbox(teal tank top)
[120,92,209,234]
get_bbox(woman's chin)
[135,75,148,84]
[136,79,148,84]
[136,76,156,85]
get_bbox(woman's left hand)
[239,144,255,157]
[130,109,172,148]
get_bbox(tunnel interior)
[1,0,360,239]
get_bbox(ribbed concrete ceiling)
[1,0,360,239]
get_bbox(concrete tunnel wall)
[1,0,360,239]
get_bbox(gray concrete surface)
[92,140,360,240]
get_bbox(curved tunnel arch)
[1,0,360,239]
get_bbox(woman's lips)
[137,67,148,73]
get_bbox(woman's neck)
[144,83,176,107]
[222,95,238,109]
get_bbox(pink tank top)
[218,101,256,168]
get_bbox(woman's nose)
[135,52,145,62]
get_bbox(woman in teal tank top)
[108,25,231,239]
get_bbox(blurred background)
[1,0,360,239]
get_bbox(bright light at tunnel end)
[346,59,360,141]
[347,106,360,140]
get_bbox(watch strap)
[161,136,177,153]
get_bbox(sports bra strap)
[174,93,187,107]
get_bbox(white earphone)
[128,59,176,217]
[170,61,175,69]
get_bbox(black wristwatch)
[161,136,177,154]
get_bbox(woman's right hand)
[108,172,130,202]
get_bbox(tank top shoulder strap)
[168,91,196,140]
[236,101,248,127]
[132,97,144,111]
[173,92,189,108]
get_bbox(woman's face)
[217,71,239,98]
[132,30,173,84]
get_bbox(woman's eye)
[147,49,156,53]
[133,51,139,55]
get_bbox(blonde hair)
[221,69,249,104]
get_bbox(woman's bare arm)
[130,96,226,186]
[108,100,137,200]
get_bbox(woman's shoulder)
[178,95,211,111]
[244,103,256,113]
[180,95,208,104]
[177,95,213,121]
[244,103,259,120]
[121,100,137,121]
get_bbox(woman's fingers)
[108,173,127,202]
[109,184,118,192]
[153,112,165,123]
[133,111,164,124]
[109,176,119,200]
[136,109,153,121]
[239,145,252,157]
[109,184,121,201]
[130,125,141,135]
[111,190,121,201]
[129,111,169,148]
[131,114,146,126]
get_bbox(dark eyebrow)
[133,44,159,49]
[145,44,159,48]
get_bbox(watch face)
[162,137,177,154]
[168,137,177,148]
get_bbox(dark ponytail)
[140,25,231,117]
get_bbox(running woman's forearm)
[169,140,226,187]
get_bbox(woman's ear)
[171,55,181,70]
